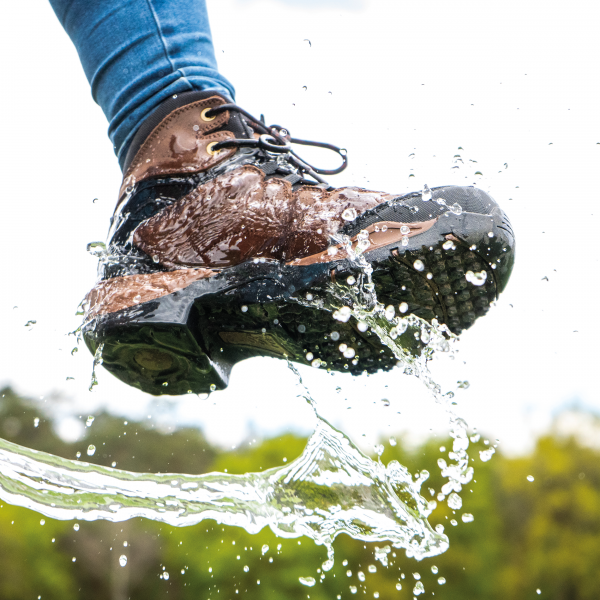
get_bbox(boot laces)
[205,103,348,185]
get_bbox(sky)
[0,0,599,456]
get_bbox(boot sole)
[83,199,514,396]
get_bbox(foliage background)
[1,387,598,600]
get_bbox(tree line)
[0,386,598,600]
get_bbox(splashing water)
[295,229,474,509]
[0,211,477,575]
[0,403,447,561]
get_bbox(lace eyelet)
[206,141,221,156]
[201,107,216,122]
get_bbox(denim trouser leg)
[49,0,235,169]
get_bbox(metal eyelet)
[201,107,216,122]
[206,141,221,156]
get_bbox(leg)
[48,0,235,168]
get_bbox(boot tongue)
[223,106,253,140]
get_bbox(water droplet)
[87,445,96,456]
[210,383,217,392]
[488,231,494,237]
[261,544,269,555]
[413,581,425,595]
[311,358,323,368]
[133,294,142,303]
[358,571,366,582]
[389,436,397,446]
[401,235,409,246]
[346,275,356,285]
[86,416,95,427]
[343,347,356,359]
[163,571,169,580]
[305,352,314,361]
[447,492,462,510]
[40,519,45,525]
[299,576,316,587]
[73,523,79,531]
[435,524,445,534]
[465,270,487,286]
[409,205,419,213]
[413,259,425,272]
[33,418,39,428]
[462,513,474,523]
[431,565,438,574]
[400,225,410,235]
[86,241,106,257]
[450,203,462,215]
[396,583,402,590]
[330,331,340,341]
[368,565,377,573]
[450,519,458,526]
[399,302,409,313]
[349,585,357,594]
[306,293,313,301]
[438,577,446,585]
[357,321,368,332]
[536,589,541,595]
[342,208,357,221]
[298,324,306,333]
[356,236,370,251]
[333,306,352,322]
[241,305,248,312]
[384,305,395,320]
[479,448,495,462]
[243,565,249,572]
[527,475,535,482]
[421,184,432,201]
[436,198,447,206]
[442,240,455,251]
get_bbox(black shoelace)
[205,103,348,185]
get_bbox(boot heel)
[83,293,232,396]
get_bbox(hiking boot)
[82,91,515,395]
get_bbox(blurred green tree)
[1,387,599,599]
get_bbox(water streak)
[0,411,447,561]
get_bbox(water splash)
[1,205,477,576]
[297,229,474,507]
[0,408,447,561]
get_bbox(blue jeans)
[49,0,235,169]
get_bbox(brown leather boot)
[83,91,515,395]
